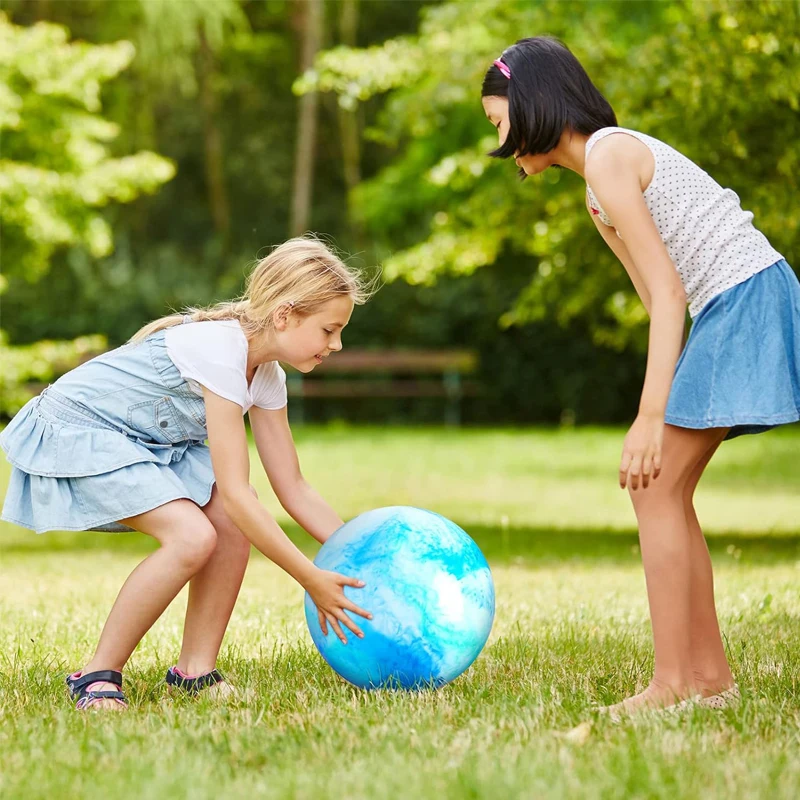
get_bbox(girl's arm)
[203,388,370,642]
[586,136,687,489]
[587,195,652,316]
[249,404,341,544]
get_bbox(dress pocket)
[127,397,187,444]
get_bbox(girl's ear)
[273,303,293,331]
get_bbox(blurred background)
[2,0,799,426]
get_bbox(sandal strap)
[166,666,225,694]
[76,690,127,710]
[67,670,123,697]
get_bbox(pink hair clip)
[493,59,511,80]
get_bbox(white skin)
[79,295,372,710]
[482,95,735,713]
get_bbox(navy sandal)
[165,666,226,695]
[66,670,128,710]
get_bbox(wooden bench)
[286,349,479,425]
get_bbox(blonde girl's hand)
[619,413,664,490]
[305,569,372,644]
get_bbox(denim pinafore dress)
[0,329,216,533]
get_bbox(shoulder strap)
[585,127,625,160]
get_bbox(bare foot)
[694,677,737,699]
[699,684,741,708]
[599,681,701,721]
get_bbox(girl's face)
[275,295,354,373]
[481,95,552,176]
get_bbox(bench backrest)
[315,350,477,374]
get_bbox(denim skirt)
[665,259,800,439]
[0,331,216,533]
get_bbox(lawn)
[1,425,799,799]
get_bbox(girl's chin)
[286,360,314,374]
[300,357,323,373]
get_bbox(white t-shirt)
[164,319,287,413]
[585,127,783,317]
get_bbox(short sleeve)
[164,320,249,409]
[250,361,288,410]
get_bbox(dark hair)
[482,37,617,169]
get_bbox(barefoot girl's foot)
[598,681,702,722]
[699,684,741,709]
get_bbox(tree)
[299,0,800,350]
[133,0,247,251]
[0,12,175,414]
[290,0,324,236]
[0,12,175,283]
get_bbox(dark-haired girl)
[482,37,799,717]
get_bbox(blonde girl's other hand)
[619,413,664,490]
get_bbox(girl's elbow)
[220,486,256,518]
[275,478,308,512]
[652,285,686,312]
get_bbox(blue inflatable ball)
[304,506,495,690]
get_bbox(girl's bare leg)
[78,499,219,709]
[174,486,252,695]
[683,437,736,695]
[610,425,728,713]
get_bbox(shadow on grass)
[2,522,799,565]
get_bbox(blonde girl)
[1,236,374,711]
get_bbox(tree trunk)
[338,0,361,194]
[197,22,231,250]
[337,0,364,246]
[290,0,324,237]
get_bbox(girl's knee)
[170,520,218,571]
[204,489,250,549]
[628,476,683,512]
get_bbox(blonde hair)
[129,235,376,343]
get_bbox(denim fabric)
[665,259,800,439]
[0,331,216,533]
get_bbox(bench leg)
[444,370,462,427]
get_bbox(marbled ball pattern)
[304,506,495,690]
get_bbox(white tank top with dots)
[585,127,783,317]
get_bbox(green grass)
[1,425,800,799]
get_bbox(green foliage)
[5,2,797,425]
[0,12,171,415]
[0,12,175,282]
[134,0,248,93]
[0,329,106,416]
[303,0,800,350]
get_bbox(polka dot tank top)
[585,127,783,318]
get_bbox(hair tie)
[493,59,511,80]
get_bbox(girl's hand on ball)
[307,569,372,644]
[619,413,664,490]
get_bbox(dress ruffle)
[0,394,197,478]
[2,451,215,533]
[0,389,215,533]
